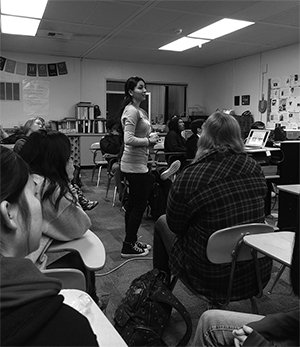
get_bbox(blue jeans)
[123,171,154,244]
[193,309,264,346]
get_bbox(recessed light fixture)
[159,18,254,52]
[1,0,48,19]
[1,14,40,36]
[188,18,254,40]
[159,37,210,52]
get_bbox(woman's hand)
[148,132,159,145]
[232,325,253,347]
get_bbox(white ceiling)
[1,0,299,68]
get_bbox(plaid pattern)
[167,149,272,302]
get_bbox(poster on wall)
[23,79,49,116]
[268,73,300,130]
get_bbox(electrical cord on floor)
[95,257,153,277]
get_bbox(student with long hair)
[19,130,99,303]
[119,76,160,258]
[0,146,98,346]
[153,112,272,302]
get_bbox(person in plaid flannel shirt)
[153,111,272,304]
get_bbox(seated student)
[0,146,98,346]
[153,112,272,303]
[193,230,299,347]
[13,116,45,153]
[100,120,124,201]
[186,119,204,159]
[18,130,99,303]
[14,117,98,211]
[164,115,187,166]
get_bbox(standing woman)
[120,76,159,258]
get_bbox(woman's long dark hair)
[113,76,146,135]
[19,130,75,209]
[0,146,30,230]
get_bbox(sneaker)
[83,200,99,211]
[160,160,181,181]
[121,242,149,258]
[136,241,152,250]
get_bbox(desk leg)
[268,264,286,294]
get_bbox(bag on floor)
[114,268,192,347]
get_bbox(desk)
[244,231,295,293]
[47,230,106,271]
[61,289,127,347]
[243,231,294,266]
[0,143,14,150]
[277,185,300,232]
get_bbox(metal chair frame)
[170,223,275,313]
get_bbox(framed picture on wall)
[234,95,240,106]
[242,95,250,105]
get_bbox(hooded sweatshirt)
[1,257,98,346]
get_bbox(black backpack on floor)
[114,269,192,347]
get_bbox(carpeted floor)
[80,168,298,346]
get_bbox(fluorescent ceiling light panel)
[1,0,48,19]
[1,14,40,36]
[159,37,210,52]
[188,18,254,40]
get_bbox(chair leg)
[112,186,118,207]
[250,297,259,314]
[91,166,96,183]
[268,264,286,294]
[106,174,113,198]
[96,166,102,187]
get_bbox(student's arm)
[246,310,299,344]
[233,310,299,347]
[123,107,149,147]
[37,178,91,241]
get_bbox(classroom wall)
[1,43,299,127]
[0,53,204,127]
[202,43,300,123]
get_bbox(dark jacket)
[186,133,199,159]
[164,130,186,164]
[167,148,272,302]
[1,257,98,346]
[246,309,299,346]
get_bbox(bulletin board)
[267,73,300,129]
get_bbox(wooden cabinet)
[68,134,106,167]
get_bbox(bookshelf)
[49,102,107,134]
[50,118,107,134]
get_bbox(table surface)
[277,184,300,195]
[61,289,127,347]
[243,231,295,266]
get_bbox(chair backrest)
[207,223,275,264]
[42,268,86,291]
[90,141,106,164]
